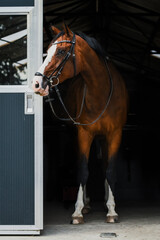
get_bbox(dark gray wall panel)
[0,0,34,6]
[0,93,34,225]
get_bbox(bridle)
[35,33,76,88]
[34,32,113,126]
[34,32,87,124]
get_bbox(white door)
[0,0,43,235]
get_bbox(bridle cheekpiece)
[35,32,76,88]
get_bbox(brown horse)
[32,25,128,224]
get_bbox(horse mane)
[76,32,106,59]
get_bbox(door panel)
[0,93,34,225]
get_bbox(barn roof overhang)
[43,0,160,83]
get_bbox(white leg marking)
[38,42,57,75]
[72,184,84,218]
[105,179,118,217]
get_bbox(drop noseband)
[35,33,76,88]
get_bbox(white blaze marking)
[72,184,84,218]
[105,179,118,217]
[38,42,57,74]
[32,42,57,88]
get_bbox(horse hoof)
[71,217,84,225]
[82,206,91,214]
[106,215,119,223]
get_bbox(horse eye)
[57,49,65,55]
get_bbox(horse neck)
[80,50,110,106]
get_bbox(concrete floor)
[0,201,160,240]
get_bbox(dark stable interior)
[43,0,160,207]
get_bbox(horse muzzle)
[32,75,49,96]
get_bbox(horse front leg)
[105,178,118,223]
[105,129,122,223]
[72,127,93,224]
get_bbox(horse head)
[32,25,82,96]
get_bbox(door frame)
[0,0,43,234]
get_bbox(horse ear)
[63,23,72,37]
[51,26,61,35]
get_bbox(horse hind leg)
[82,184,91,214]
[105,129,122,223]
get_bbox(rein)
[47,58,113,126]
[34,32,113,126]
[47,84,87,123]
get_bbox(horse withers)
[32,25,128,224]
